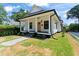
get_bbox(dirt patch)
[25,45,52,56]
[66,33,79,56]
[0,43,52,56]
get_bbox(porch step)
[36,34,50,38]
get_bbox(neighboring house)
[20,5,62,35]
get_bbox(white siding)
[51,19,57,34]
[51,15,61,34]
[51,15,58,34]
[20,20,28,32]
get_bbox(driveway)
[71,32,79,37]
[0,37,28,46]
[70,32,79,41]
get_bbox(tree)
[10,9,29,22]
[67,4,79,24]
[0,4,7,24]
[68,23,79,32]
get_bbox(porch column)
[35,18,37,32]
[48,16,51,34]
[28,19,29,32]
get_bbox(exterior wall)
[51,16,57,34]
[57,21,61,32]
[37,15,49,32]
[29,18,35,32]
[51,15,61,34]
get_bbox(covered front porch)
[20,15,52,35]
[20,13,61,35]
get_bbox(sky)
[1,3,79,25]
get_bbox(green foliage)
[0,4,7,24]
[68,23,79,32]
[10,9,29,22]
[0,25,19,36]
[67,4,79,23]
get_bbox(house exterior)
[20,5,62,36]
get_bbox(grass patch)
[0,45,5,48]
[21,33,74,56]
[0,25,16,29]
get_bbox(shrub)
[0,25,20,36]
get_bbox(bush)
[0,25,20,36]
[68,23,79,32]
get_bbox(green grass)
[21,33,74,56]
[0,45,5,48]
[0,25,16,29]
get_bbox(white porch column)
[48,16,51,34]
[35,18,37,32]
[28,19,29,32]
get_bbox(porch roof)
[26,9,55,17]
[20,9,62,22]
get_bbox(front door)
[37,22,41,32]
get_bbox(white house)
[20,5,62,36]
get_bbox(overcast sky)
[2,3,79,25]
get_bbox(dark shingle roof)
[26,9,55,17]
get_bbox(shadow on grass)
[19,32,64,40]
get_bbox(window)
[44,21,49,29]
[29,22,32,29]
[21,26,24,31]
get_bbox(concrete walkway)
[70,32,79,41]
[0,37,28,46]
[71,32,79,36]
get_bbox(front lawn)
[0,33,74,56]
[20,33,74,56]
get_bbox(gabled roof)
[24,9,61,21]
[19,9,61,22]
[26,9,55,17]
[20,5,61,22]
